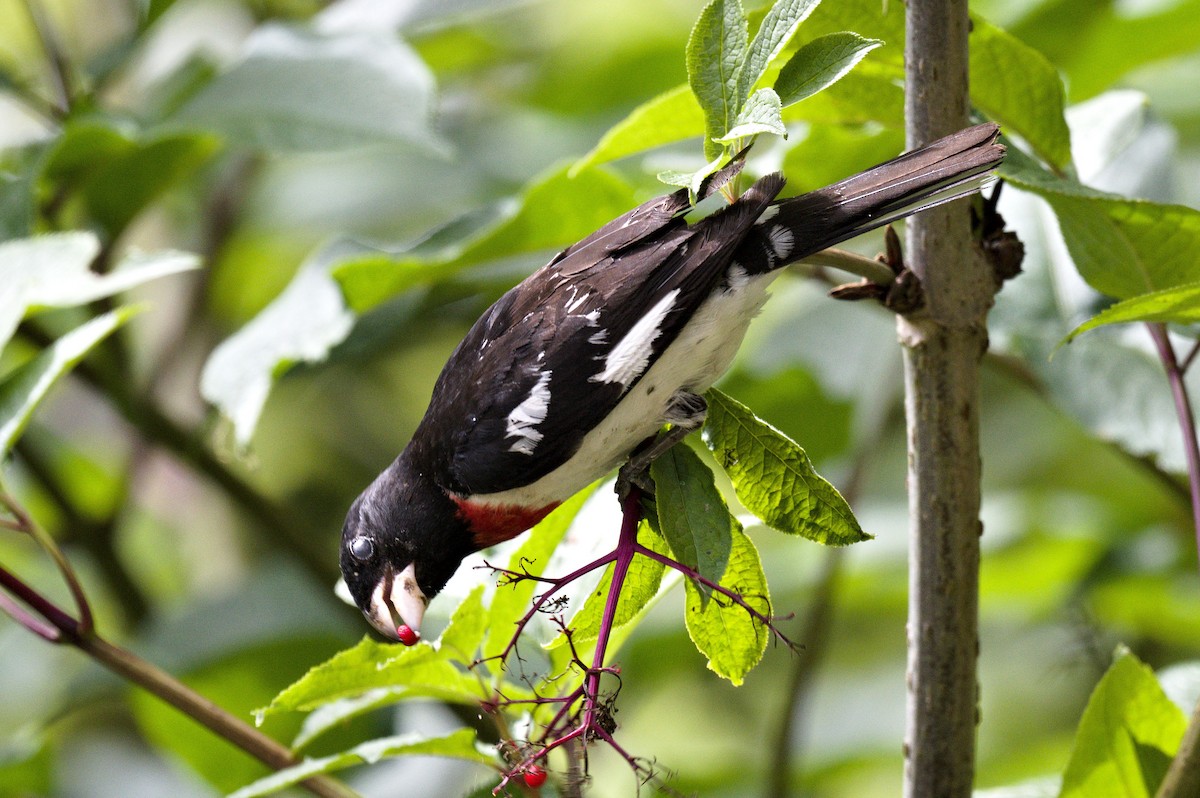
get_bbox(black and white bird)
[340,123,1005,639]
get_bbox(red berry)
[396,624,420,646]
[523,765,547,788]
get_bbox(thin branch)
[18,0,73,115]
[1149,322,1200,798]
[800,248,897,285]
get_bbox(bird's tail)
[738,122,1005,270]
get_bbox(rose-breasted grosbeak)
[340,123,1005,639]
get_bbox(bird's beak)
[366,562,428,640]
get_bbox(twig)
[18,0,73,115]
[0,498,360,798]
[1149,322,1200,798]
[801,247,897,285]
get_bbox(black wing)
[406,172,786,496]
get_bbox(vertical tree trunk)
[901,1,988,796]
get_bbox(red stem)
[1147,323,1200,561]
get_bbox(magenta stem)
[1148,323,1200,566]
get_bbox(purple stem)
[581,489,643,728]
[0,562,80,639]
[1148,323,1200,562]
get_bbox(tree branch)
[900,0,986,794]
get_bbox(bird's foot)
[615,392,706,502]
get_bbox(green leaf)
[1059,647,1186,798]
[687,0,750,160]
[258,637,494,719]
[573,84,706,172]
[229,729,493,798]
[969,16,1073,172]
[437,584,488,663]
[550,521,667,650]
[200,240,360,448]
[650,444,735,599]
[0,232,198,352]
[334,164,638,313]
[1003,149,1200,300]
[172,25,440,152]
[773,32,883,107]
[713,87,786,143]
[702,389,868,544]
[683,519,770,686]
[738,0,824,102]
[1064,282,1200,344]
[0,309,137,458]
[483,483,599,662]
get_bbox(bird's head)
[339,462,473,641]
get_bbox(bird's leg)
[615,391,707,500]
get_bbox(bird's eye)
[349,536,375,562]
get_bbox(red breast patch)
[453,497,560,549]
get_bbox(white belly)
[477,271,777,508]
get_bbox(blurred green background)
[2,0,1200,796]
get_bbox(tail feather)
[737,122,1005,271]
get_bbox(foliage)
[1,0,1200,796]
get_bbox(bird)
[339,122,1005,640]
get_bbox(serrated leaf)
[172,25,439,152]
[702,389,868,544]
[1059,647,1186,798]
[573,84,706,173]
[969,17,1072,172]
[483,483,598,662]
[437,584,487,662]
[774,31,883,107]
[1064,283,1200,344]
[683,519,770,685]
[291,688,407,750]
[1003,149,1200,300]
[0,310,137,458]
[687,0,750,160]
[737,0,824,102]
[714,87,785,143]
[550,521,667,650]
[334,164,637,313]
[0,233,198,353]
[258,636,491,718]
[650,444,735,603]
[229,729,492,798]
[200,240,360,448]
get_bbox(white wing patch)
[590,289,679,387]
[767,224,794,262]
[505,370,552,455]
[726,261,750,292]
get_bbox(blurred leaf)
[703,389,868,544]
[969,17,1072,172]
[651,444,735,599]
[334,165,638,313]
[259,636,497,718]
[779,123,903,195]
[737,0,823,102]
[0,309,136,457]
[1011,0,1200,102]
[172,25,440,152]
[780,65,903,127]
[682,518,770,685]
[687,0,750,159]
[774,32,883,107]
[43,121,220,236]
[200,239,359,447]
[131,636,346,793]
[1059,647,1186,798]
[1002,148,1200,299]
[0,232,197,350]
[229,729,493,798]
[436,584,487,663]
[714,87,785,143]
[573,84,705,172]
[551,521,667,649]
[483,483,598,662]
[1064,282,1200,343]
[0,161,37,241]
[291,687,405,750]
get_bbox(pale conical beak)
[366,562,428,640]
